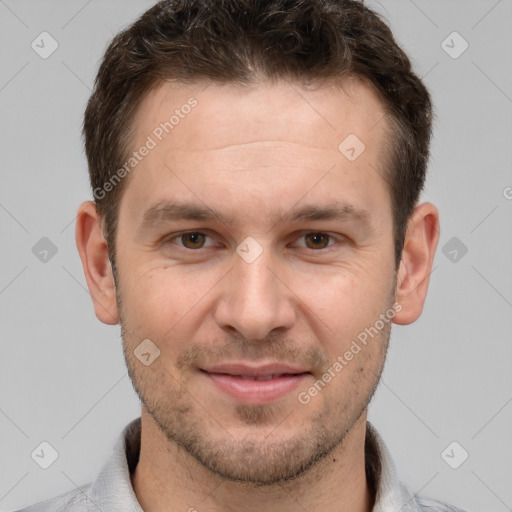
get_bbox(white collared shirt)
[15,418,469,512]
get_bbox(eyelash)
[163,231,344,252]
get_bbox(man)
[16,0,468,511]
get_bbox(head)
[77,0,439,485]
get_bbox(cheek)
[118,243,394,346]
[119,267,215,343]
[295,267,393,338]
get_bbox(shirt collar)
[365,422,422,511]
[87,418,143,512]
[87,417,421,512]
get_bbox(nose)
[213,244,296,340]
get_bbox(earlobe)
[393,202,440,326]
[75,201,119,325]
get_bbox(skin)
[76,77,439,512]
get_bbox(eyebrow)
[138,200,372,232]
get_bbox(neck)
[132,409,374,512]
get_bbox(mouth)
[199,363,312,404]
[215,373,302,381]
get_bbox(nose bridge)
[214,240,295,339]
[237,249,278,307]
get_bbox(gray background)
[1,1,511,511]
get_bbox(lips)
[203,362,309,376]
[200,363,311,404]
[231,374,295,381]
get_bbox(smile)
[200,363,311,405]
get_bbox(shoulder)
[12,483,92,512]
[401,482,470,512]
[416,495,469,512]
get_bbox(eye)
[167,231,216,250]
[293,232,339,250]
[164,231,342,252]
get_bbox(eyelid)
[290,231,342,249]
[164,230,218,249]
[163,230,345,251]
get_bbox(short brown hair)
[83,0,432,270]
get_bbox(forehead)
[132,77,387,152]
[120,78,392,230]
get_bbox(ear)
[393,202,440,325]
[75,201,119,325]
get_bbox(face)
[114,78,397,484]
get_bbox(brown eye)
[303,232,332,249]
[180,232,207,249]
